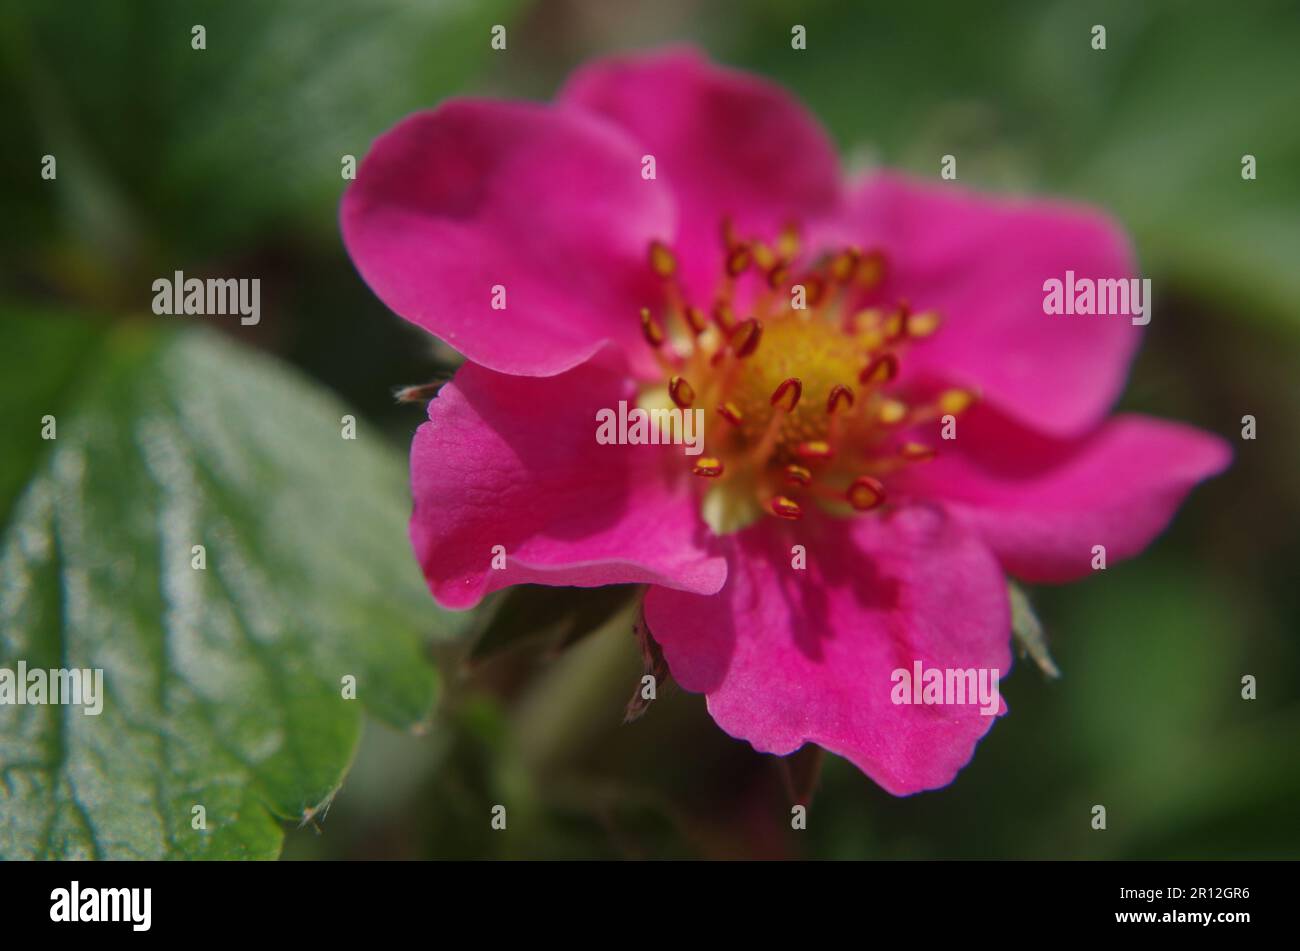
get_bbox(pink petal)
[847,172,1144,436]
[341,99,675,378]
[891,405,1232,582]
[645,507,1011,796]
[410,358,726,610]
[560,46,844,305]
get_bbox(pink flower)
[341,47,1231,794]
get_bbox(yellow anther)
[878,399,909,425]
[906,310,941,338]
[937,389,974,415]
[649,240,677,278]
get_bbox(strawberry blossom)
[341,48,1230,794]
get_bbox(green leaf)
[0,0,522,277]
[735,0,1300,332]
[0,312,105,528]
[468,584,640,666]
[0,315,466,859]
[1054,4,1300,335]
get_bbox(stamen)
[640,307,665,348]
[824,383,854,445]
[899,442,936,461]
[717,402,744,426]
[852,307,883,334]
[751,378,802,466]
[766,264,790,290]
[777,222,800,261]
[937,388,974,414]
[770,496,803,520]
[906,310,942,338]
[883,304,908,341]
[827,383,855,415]
[731,318,763,358]
[726,245,752,277]
[649,240,677,278]
[877,399,909,425]
[795,440,834,461]
[829,248,861,283]
[784,464,812,486]
[847,476,886,511]
[859,353,899,386]
[712,301,737,334]
[770,377,803,412]
[856,250,886,289]
[802,274,826,308]
[669,376,696,408]
[632,221,950,531]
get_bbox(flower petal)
[847,172,1144,436]
[560,46,843,304]
[892,405,1232,581]
[645,507,1011,796]
[410,358,726,610]
[342,99,675,377]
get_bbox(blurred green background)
[1,0,1296,859]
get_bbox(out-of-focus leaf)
[0,315,468,858]
[468,583,639,666]
[733,0,1300,331]
[1055,4,1300,334]
[0,310,105,528]
[0,0,521,286]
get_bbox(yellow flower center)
[636,220,974,534]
